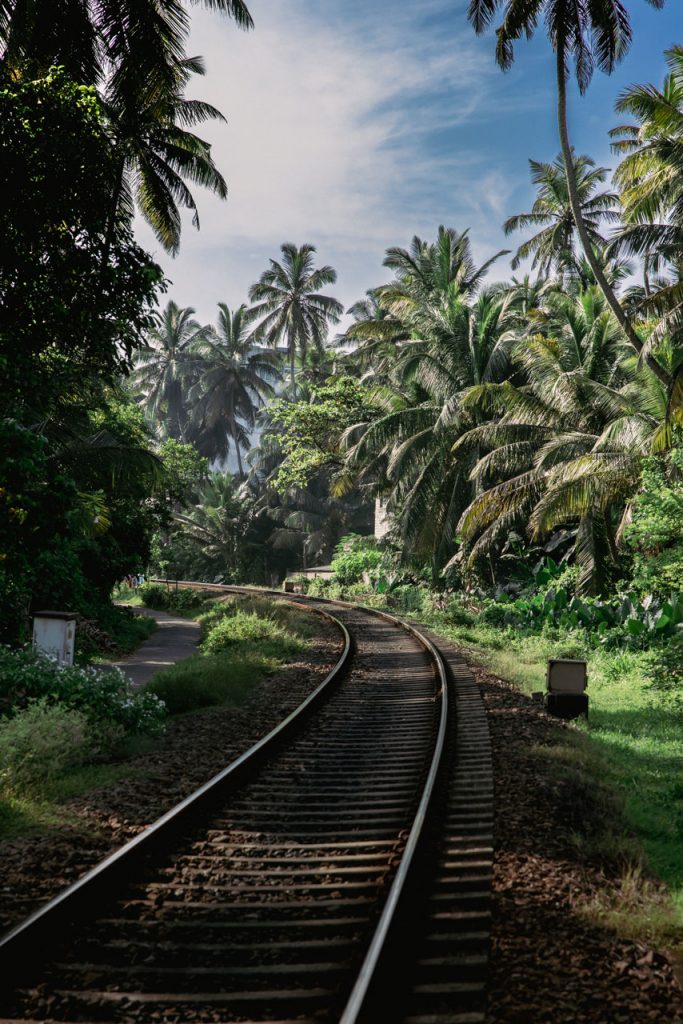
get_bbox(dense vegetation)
[0,0,681,932]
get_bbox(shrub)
[202,611,303,656]
[137,582,170,610]
[0,646,166,743]
[0,698,90,795]
[331,534,386,585]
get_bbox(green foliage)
[330,534,386,585]
[624,445,683,596]
[146,651,267,716]
[138,583,209,614]
[147,597,312,714]
[484,588,683,644]
[0,68,163,412]
[269,377,375,491]
[0,699,90,796]
[0,647,166,744]
[202,610,303,656]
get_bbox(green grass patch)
[0,760,145,841]
[406,607,683,949]
[145,596,314,716]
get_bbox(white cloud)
[134,0,529,322]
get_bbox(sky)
[134,0,683,331]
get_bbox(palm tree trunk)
[556,50,670,388]
[290,343,296,398]
[232,419,244,477]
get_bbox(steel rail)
[152,580,452,1023]
[0,602,351,983]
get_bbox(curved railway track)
[0,585,493,1024]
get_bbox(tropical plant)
[454,289,667,593]
[131,301,210,439]
[172,471,254,580]
[611,46,683,370]
[504,153,619,278]
[468,0,670,387]
[248,243,344,393]
[187,303,281,472]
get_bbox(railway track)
[0,585,493,1024]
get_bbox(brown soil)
[479,664,683,1024]
[0,620,342,935]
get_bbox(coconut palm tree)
[106,54,228,255]
[248,243,344,394]
[187,303,281,474]
[611,46,683,366]
[1,2,252,256]
[453,290,667,592]
[468,0,670,387]
[0,1,253,88]
[504,154,620,278]
[130,300,210,439]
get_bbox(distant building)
[374,497,391,540]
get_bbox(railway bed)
[0,586,493,1023]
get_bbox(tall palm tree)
[342,235,511,577]
[130,300,209,439]
[187,303,281,474]
[0,1,253,88]
[107,54,228,255]
[611,46,683,367]
[504,154,619,278]
[248,243,344,394]
[468,0,670,387]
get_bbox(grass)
[403,605,683,950]
[146,596,314,715]
[0,760,147,841]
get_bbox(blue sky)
[134,0,683,330]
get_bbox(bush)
[137,582,170,610]
[0,646,166,744]
[0,698,90,795]
[331,534,386,585]
[202,610,303,656]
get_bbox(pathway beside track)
[107,606,200,688]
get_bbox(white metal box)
[32,611,76,666]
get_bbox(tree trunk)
[232,417,244,478]
[290,343,296,398]
[556,50,670,388]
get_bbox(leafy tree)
[249,243,344,393]
[504,153,619,278]
[0,69,163,413]
[468,0,670,387]
[268,377,376,491]
[624,440,683,595]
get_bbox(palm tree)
[173,470,252,580]
[339,231,511,581]
[468,0,670,387]
[187,303,281,474]
[248,243,344,394]
[0,1,253,88]
[106,54,229,255]
[1,2,252,256]
[611,47,683,367]
[130,300,210,439]
[504,154,620,278]
[453,289,666,592]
